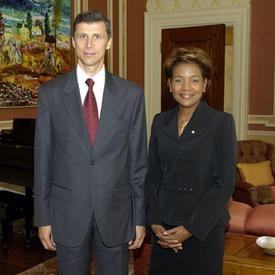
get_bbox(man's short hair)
[72,10,111,39]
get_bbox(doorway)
[161,24,225,112]
[144,5,250,140]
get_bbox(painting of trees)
[26,11,33,39]
[0,0,71,107]
[52,0,61,49]
[0,11,4,39]
[44,12,51,37]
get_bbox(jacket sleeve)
[184,114,237,241]
[145,115,163,226]
[128,89,148,226]
[34,86,53,227]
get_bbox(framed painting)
[0,0,72,107]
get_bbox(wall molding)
[73,0,88,17]
[73,0,81,16]
[144,0,251,140]
[107,0,114,73]
[0,120,13,130]
[274,55,275,115]
[119,0,127,78]
[82,0,88,11]
[248,130,275,137]
[146,0,250,12]
[248,115,275,127]
[73,0,88,64]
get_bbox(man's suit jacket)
[145,101,237,242]
[34,68,147,247]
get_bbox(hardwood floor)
[0,219,56,275]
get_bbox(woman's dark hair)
[164,47,214,88]
[72,10,111,39]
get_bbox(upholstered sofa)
[233,140,275,207]
[134,193,275,275]
[227,186,275,237]
[133,140,275,274]
[228,140,275,237]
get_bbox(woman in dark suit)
[145,47,237,275]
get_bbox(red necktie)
[83,78,98,146]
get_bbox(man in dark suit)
[34,10,147,275]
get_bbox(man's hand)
[38,225,56,251]
[128,225,146,249]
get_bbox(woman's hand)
[151,225,192,253]
[164,225,192,244]
[151,224,166,239]
[151,224,183,251]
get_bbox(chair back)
[237,140,275,175]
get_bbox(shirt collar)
[76,64,105,86]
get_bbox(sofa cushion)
[256,184,274,204]
[237,160,275,187]
[245,204,275,237]
[227,200,252,234]
[271,185,275,201]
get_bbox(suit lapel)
[180,101,211,141]
[93,71,118,154]
[162,101,211,142]
[162,108,179,140]
[63,69,92,152]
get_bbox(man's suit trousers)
[55,215,129,275]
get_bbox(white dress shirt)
[76,64,105,118]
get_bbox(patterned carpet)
[17,257,59,275]
[17,252,134,275]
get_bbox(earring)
[169,89,172,93]
[203,89,206,93]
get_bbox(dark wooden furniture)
[0,190,33,251]
[0,118,35,250]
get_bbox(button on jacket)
[145,101,237,242]
[34,69,147,247]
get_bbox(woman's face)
[169,62,207,110]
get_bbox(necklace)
[179,120,189,136]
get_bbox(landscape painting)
[0,0,71,107]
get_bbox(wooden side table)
[223,234,275,275]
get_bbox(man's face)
[72,21,112,75]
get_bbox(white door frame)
[144,4,250,140]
